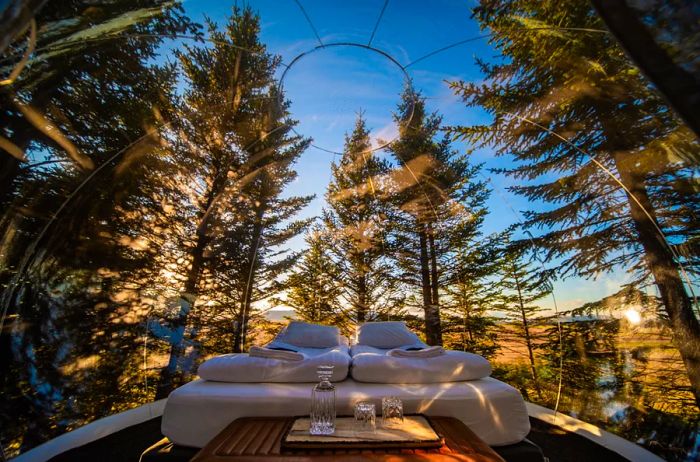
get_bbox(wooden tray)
[282,414,445,450]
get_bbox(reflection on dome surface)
[0,0,698,461]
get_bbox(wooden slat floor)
[190,416,505,461]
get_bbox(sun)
[624,307,642,325]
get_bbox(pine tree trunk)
[154,235,207,399]
[461,312,468,351]
[465,304,474,344]
[233,206,265,353]
[612,153,700,407]
[155,183,218,398]
[233,322,245,353]
[591,0,700,139]
[0,154,20,211]
[232,308,244,354]
[357,273,368,323]
[418,226,433,330]
[425,225,443,345]
[513,266,542,399]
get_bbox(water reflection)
[493,299,700,461]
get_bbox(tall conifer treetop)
[448,0,700,406]
[323,115,402,324]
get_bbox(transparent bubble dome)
[0,1,698,461]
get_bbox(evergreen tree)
[323,115,402,324]
[449,0,700,406]
[539,315,620,410]
[497,242,552,398]
[442,233,502,358]
[153,7,311,396]
[227,121,313,354]
[0,1,198,453]
[283,227,343,326]
[388,89,490,345]
[0,0,198,208]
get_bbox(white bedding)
[356,321,422,348]
[197,344,350,383]
[161,377,530,447]
[275,321,343,348]
[350,345,492,383]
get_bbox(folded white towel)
[249,346,304,361]
[388,345,444,358]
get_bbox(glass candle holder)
[381,396,404,427]
[353,401,376,433]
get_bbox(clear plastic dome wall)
[0,0,698,461]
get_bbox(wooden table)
[190,416,505,461]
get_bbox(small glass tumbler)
[381,396,403,427]
[353,401,376,433]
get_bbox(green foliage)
[152,6,312,391]
[0,3,312,453]
[441,233,502,358]
[492,239,552,396]
[449,0,700,406]
[282,227,344,327]
[448,0,698,285]
[322,115,403,323]
[387,88,490,344]
[0,1,199,454]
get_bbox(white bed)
[350,344,492,383]
[197,344,350,383]
[161,377,530,448]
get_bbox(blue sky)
[176,0,642,314]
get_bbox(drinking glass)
[353,401,376,433]
[382,396,403,427]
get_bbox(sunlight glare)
[624,307,642,325]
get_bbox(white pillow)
[357,321,422,348]
[275,321,341,348]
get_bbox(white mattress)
[161,377,530,448]
[350,345,492,383]
[197,344,350,383]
